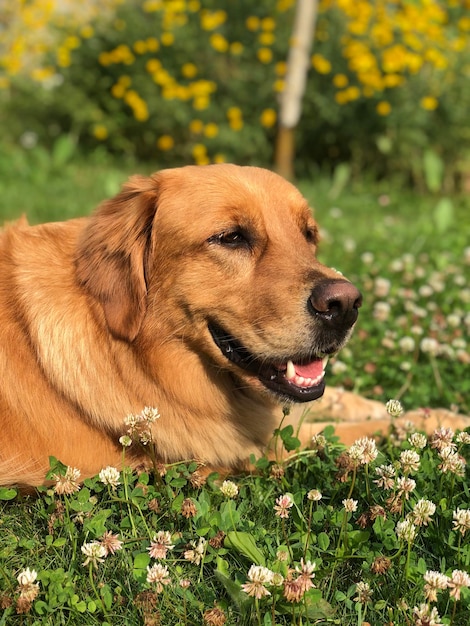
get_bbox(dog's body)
[0,165,361,487]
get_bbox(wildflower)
[456,432,470,444]
[184,537,206,565]
[423,570,449,602]
[438,447,466,476]
[208,530,226,549]
[270,464,285,480]
[370,556,391,574]
[448,569,470,601]
[373,301,391,321]
[119,434,132,447]
[400,450,421,473]
[374,464,396,490]
[146,563,171,592]
[189,469,207,488]
[148,498,159,513]
[203,605,227,625]
[412,603,443,626]
[386,399,404,417]
[16,568,40,603]
[399,336,415,353]
[99,531,123,555]
[81,541,107,568]
[430,427,456,451]
[397,476,416,499]
[409,433,427,449]
[181,498,197,518]
[274,494,294,518]
[241,565,273,599]
[412,499,436,526]
[276,549,289,562]
[53,466,81,495]
[310,433,327,451]
[354,581,373,603]
[307,489,322,501]
[396,519,417,543]
[220,480,238,498]
[98,466,121,489]
[349,437,378,465]
[148,531,175,559]
[342,498,358,513]
[453,508,470,536]
[283,578,304,603]
[179,579,191,589]
[295,559,316,593]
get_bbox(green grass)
[1,149,469,625]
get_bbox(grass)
[0,147,469,625]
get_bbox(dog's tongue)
[293,359,323,379]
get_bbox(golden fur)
[0,164,361,487]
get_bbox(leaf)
[133,552,150,583]
[423,149,443,193]
[214,559,251,613]
[279,425,301,452]
[0,487,17,500]
[433,197,454,234]
[51,135,76,168]
[317,532,330,551]
[224,531,266,566]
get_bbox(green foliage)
[1,1,470,184]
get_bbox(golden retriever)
[0,164,361,487]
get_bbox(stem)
[88,563,110,622]
[347,466,357,499]
[254,597,262,626]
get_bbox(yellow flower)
[133,40,148,55]
[157,135,175,151]
[188,0,200,11]
[229,118,244,131]
[189,119,204,133]
[335,90,349,105]
[80,26,94,39]
[93,125,108,141]
[64,36,80,50]
[146,38,159,52]
[192,143,207,158]
[275,61,287,76]
[182,63,198,78]
[274,79,285,93]
[230,42,244,55]
[311,53,331,74]
[259,32,275,46]
[261,17,276,31]
[246,16,260,31]
[31,66,55,82]
[376,101,391,116]
[161,32,174,46]
[111,83,126,98]
[146,59,162,73]
[193,96,210,110]
[227,107,242,119]
[257,48,273,64]
[345,86,360,101]
[210,34,229,53]
[260,108,277,128]
[214,153,226,163]
[204,123,219,138]
[333,73,348,88]
[420,96,438,111]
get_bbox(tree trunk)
[274,0,319,180]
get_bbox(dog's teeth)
[285,360,296,380]
[322,356,329,369]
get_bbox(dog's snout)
[309,280,362,328]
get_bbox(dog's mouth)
[208,323,328,402]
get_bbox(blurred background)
[1,0,469,188]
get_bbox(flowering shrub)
[1,0,469,183]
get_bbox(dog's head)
[76,164,361,404]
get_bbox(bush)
[1,0,469,184]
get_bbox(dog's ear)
[76,174,160,342]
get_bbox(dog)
[0,164,361,487]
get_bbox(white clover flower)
[17,568,38,587]
[274,494,294,518]
[399,450,421,474]
[184,537,206,565]
[420,337,439,356]
[438,447,466,477]
[452,508,470,536]
[349,437,378,465]
[241,564,274,599]
[373,301,391,322]
[220,480,239,498]
[398,336,415,353]
[412,499,436,526]
[396,476,416,499]
[81,541,107,568]
[385,399,404,417]
[141,406,161,422]
[53,466,81,495]
[408,432,427,450]
[448,569,470,601]
[456,432,470,444]
[331,360,348,375]
[423,570,449,602]
[148,531,175,559]
[342,498,358,513]
[374,464,396,490]
[119,435,132,447]
[99,466,121,489]
[307,489,322,501]
[412,603,443,626]
[146,563,171,591]
[374,277,391,297]
[353,580,373,603]
[396,519,417,543]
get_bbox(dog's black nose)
[309,280,362,328]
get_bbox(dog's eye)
[209,230,250,248]
[305,226,318,245]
